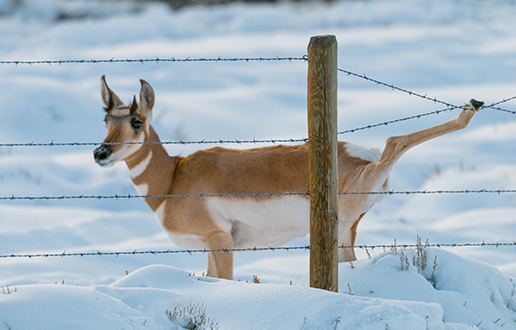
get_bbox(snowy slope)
[1,0,516,328]
[2,249,515,330]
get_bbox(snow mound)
[301,248,516,330]
[2,249,515,329]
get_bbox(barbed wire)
[337,68,458,109]
[483,96,516,114]
[2,58,515,265]
[0,103,485,148]
[484,95,516,108]
[338,68,516,115]
[337,105,462,134]
[0,56,308,66]
[0,59,514,147]
[3,52,514,115]
[1,241,514,259]
[2,189,516,201]
[0,137,309,148]
[2,52,515,115]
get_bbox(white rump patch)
[345,143,381,163]
[130,151,152,179]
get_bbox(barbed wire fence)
[0,56,307,66]
[2,242,515,259]
[2,189,516,201]
[1,54,516,259]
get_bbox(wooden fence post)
[307,35,339,292]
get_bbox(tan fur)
[94,76,481,280]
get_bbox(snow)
[1,0,516,328]
[3,251,515,329]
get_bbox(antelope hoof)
[470,99,484,110]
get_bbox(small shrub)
[391,239,398,256]
[428,255,438,287]
[2,286,17,294]
[364,246,371,258]
[167,303,218,330]
[399,248,409,271]
[413,235,427,274]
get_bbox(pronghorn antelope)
[93,76,483,280]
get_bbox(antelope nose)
[94,145,111,162]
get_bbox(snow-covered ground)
[1,0,516,328]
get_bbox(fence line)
[0,56,308,66]
[486,95,516,108]
[337,105,461,134]
[337,68,516,115]
[1,241,515,259]
[0,137,308,148]
[0,102,502,148]
[2,189,516,201]
[2,55,516,268]
[337,68,458,109]
[0,62,514,147]
[0,104,466,147]
[1,53,514,114]
[0,58,514,202]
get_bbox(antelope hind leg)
[338,99,482,261]
[376,99,483,170]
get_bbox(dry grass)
[167,303,218,330]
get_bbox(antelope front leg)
[376,99,483,169]
[204,230,234,280]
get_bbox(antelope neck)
[125,126,178,211]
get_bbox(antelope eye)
[131,120,143,130]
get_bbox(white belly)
[206,196,310,249]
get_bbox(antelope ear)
[100,75,124,110]
[139,79,155,113]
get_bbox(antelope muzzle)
[93,144,113,166]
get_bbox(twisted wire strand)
[337,68,458,109]
[0,137,309,148]
[2,189,516,201]
[482,96,516,115]
[0,56,308,65]
[337,105,461,134]
[338,68,516,115]
[1,241,514,259]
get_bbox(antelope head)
[94,75,155,167]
